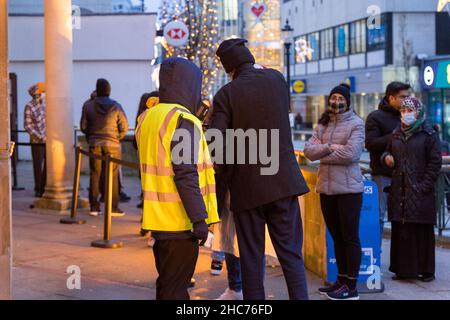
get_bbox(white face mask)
[401,112,416,126]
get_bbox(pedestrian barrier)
[10,130,45,190]
[436,164,450,236]
[61,146,140,249]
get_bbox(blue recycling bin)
[326,180,384,293]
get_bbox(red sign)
[251,4,267,19]
[163,21,189,47]
[167,28,187,40]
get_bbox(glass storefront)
[422,58,450,143]
[427,89,450,142]
[299,93,383,129]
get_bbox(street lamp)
[282,19,294,109]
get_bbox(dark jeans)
[31,144,46,196]
[320,193,363,279]
[225,253,242,292]
[89,146,120,211]
[233,196,308,300]
[153,238,199,300]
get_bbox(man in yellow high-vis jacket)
[136,57,219,300]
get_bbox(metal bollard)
[91,154,123,249]
[61,146,86,225]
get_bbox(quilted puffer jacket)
[304,110,365,195]
[382,122,442,225]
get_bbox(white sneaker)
[111,211,125,217]
[215,288,243,300]
[89,211,103,217]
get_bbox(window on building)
[367,14,387,51]
[350,20,366,54]
[334,24,349,57]
[295,36,308,63]
[320,28,333,59]
[307,32,320,61]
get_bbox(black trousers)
[89,146,120,211]
[153,238,199,300]
[31,144,46,196]
[233,196,309,300]
[320,193,363,279]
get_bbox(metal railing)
[10,129,45,190]
[61,146,140,249]
[296,150,450,236]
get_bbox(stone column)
[35,0,75,211]
[0,0,13,300]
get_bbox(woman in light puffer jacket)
[304,83,365,301]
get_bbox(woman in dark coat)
[382,97,442,282]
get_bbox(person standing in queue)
[382,97,441,282]
[80,79,128,217]
[304,83,365,300]
[365,82,410,241]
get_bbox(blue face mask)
[401,112,416,126]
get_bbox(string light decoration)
[158,0,221,98]
[245,0,282,71]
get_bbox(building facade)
[214,0,283,93]
[281,0,450,129]
[421,56,450,142]
[9,13,157,159]
[244,0,282,71]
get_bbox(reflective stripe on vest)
[137,103,220,232]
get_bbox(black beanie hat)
[329,83,351,107]
[96,78,111,97]
[216,38,255,74]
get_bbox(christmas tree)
[159,0,221,99]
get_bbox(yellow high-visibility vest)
[136,103,220,232]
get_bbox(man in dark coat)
[365,82,410,238]
[80,79,129,217]
[209,38,310,300]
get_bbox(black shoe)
[120,192,131,202]
[392,275,407,281]
[137,202,143,209]
[318,282,343,296]
[419,274,435,282]
[326,284,359,300]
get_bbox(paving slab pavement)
[10,162,450,300]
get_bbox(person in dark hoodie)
[365,82,410,240]
[136,57,219,300]
[80,78,129,217]
[210,38,310,300]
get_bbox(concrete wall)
[9,14,157,160]
[8,0,140,14]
